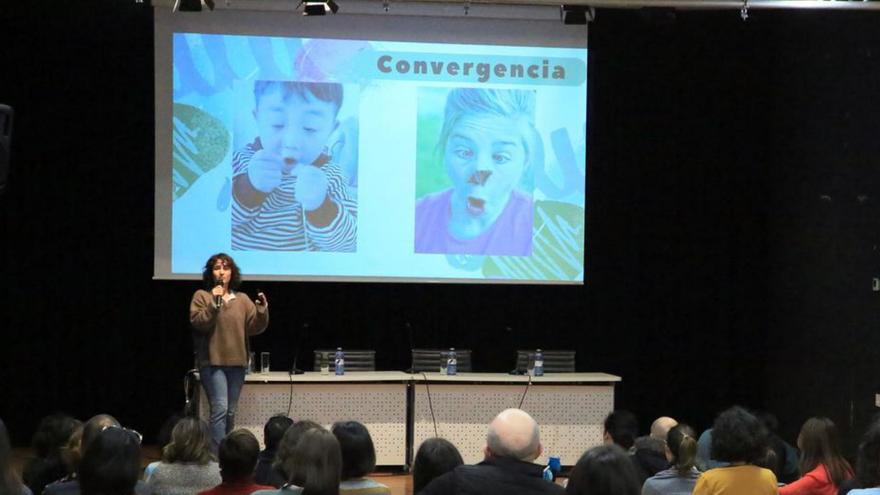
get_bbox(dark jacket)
[419,456,565,495]
[254,449,285,487]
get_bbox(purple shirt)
[414,188,533,256]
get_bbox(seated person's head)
[61,424,84,474]
[331,421,376,481]
[31,413,81,459]
[78,426,141,495]
[485,408,542,462]
[252,81,343,168]
[284,428,341,495]
[797,417,851,486]
[856,417,880,488]
[603,410,638,450]
[566,445,641,495]
[437,88,538,239]
[274,420,323,479]
[412,438,463,494]
[81,415,121,460]
[710,406,767,464]
[264,415,294,452]
[665,423,697,474]
[650,417,678,442]
[219,429,262,482]
[162,417,215,464]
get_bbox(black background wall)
[1,1,879,453]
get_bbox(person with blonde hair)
[147,417,221,495]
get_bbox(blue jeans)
[200,366,246,450]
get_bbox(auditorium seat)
[411,348,473,373]
[313,349,376,372]
[515,350,576,373]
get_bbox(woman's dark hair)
[202,253,242,290]
[412,438,463,494]
[78,427,141,495]
[162,417,215,464]
[219,429,262,480]
[285,429,341,495]
[31,413,81,458]
[856,419,880,488]
[710,406,768,464]
[331,421,376,480]
[566,445,641,495]
[798,417,852,487]
[667,423,698,476]
[264,415,294,452]
[1,418,25,495]
[274,420,323,479]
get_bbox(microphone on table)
[289,323,308,375]
[214,279,223,308]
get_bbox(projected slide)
[168,33,586,283]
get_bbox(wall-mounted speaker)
[0,104,12,195]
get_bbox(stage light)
[301,0,339,15]
[174,0,215,12]
[560,5,594,24]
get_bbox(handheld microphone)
[214,278,223,307]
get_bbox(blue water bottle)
[446,348,457,376]
[534,349,544,377]
[334,347,345,376]
[543,455,561,481]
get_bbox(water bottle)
[334,347,345,376]
[534,349,544,377]
[543,455,561,481]
[446,348,457,376]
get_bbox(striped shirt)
[231,141,357,252]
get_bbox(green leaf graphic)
[482,201,585,281]
[172,103,230,200]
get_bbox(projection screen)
[154,2,587,283]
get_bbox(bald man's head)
[650,416,678,441]
[485,409,542,462]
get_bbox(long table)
[197,371,619,468]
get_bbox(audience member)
[253,428,342,495]
[757,411,800,484]
[412,438,464,494]
[843,418,880,495]
[695,429,727,472]
[199,430,273,495]
[44,414,126,495]
[692,406,777,495]
[270,421,324,488]
[420,408,565,495]
[603,410,649,483]
[566,445,641,495]
[1,417,33,495]
[331,421,391,495]
[146,414,188,481]
[604,411,640,451]
[78,426,142,495]
[147,417,222,495]
[642,423,700,495]
[634,417,678,480]
[22,413,80,495]
[255,416,294,487]
[779,417,852,495]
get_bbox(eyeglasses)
[101,425,143,445]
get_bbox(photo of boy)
[232,81,357,252]
[415,88,537,256]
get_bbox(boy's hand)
[292,164,330,211]
[247,150,284,193]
